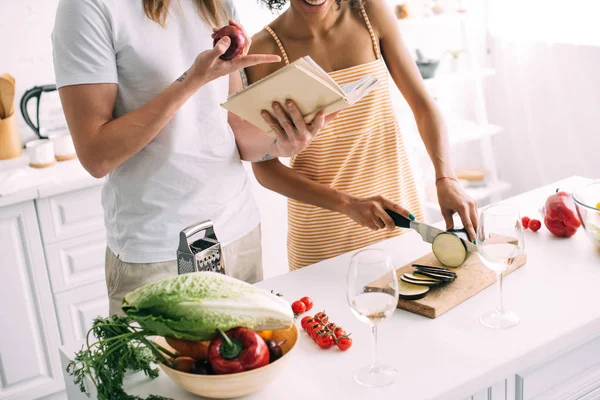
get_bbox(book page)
[344,76,380,104]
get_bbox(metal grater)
[177,220,224,275]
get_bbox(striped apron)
[265,5,424,270]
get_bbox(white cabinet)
[0,201,63,399]
[54,282,108,345]
[515,334,600,400]
[36,185,104,245]
[44,231,107,294]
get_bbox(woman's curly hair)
[259,0,365,11]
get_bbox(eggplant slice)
[397,280,430,300]
[413,267,457,278]
[432,232,468,267]
[403,273,442,283]
[401,275,440,287]
[414,270,456,283]
[412,264,452,273]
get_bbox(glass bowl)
[572,180,600,248]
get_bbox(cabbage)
[122,272,293,341]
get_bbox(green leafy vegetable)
[122,272,293,341]
[67,316,175,400]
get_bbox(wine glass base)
[480,310,520,329]
[354,364,398,387]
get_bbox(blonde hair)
[142,0,227,27]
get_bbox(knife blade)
[385,210,477,252]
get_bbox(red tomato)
[311,327,324,341]
[316,334,334,349]
[326,323,337,332]
[306,322,321,336]
[292,300,307,315]
[529,219,542,232]
[300,296,314,311]
[337,337,353,351]
[313,312,328,324]
[301,316,313,330]
[334,327,346,338]
[521,216,530,229]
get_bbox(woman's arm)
[245,26,413,231]
[367,0,478,239]
[253,159,411,231]
[59,36,280,178]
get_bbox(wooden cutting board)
[369,252,527,319]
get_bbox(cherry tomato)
[334,327,346,338]
[316,334,334,349]
[311,327,324,341]
[326,323,337,332]
[300,296,313,311]
[521,216,530,229]
[337,337,353,351]
[306,322,321,336]
[292,300,307,315]
[529,219,542,232]
[301,316,313,330]
[314,312,328,324]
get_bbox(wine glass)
[347,249,399,387]
[476,204,525,329]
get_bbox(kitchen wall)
[2,0,597,278]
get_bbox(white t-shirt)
[52,0,260,263]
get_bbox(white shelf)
[406,120,502,152]
[423,68,496,88]
[424,181,512,211]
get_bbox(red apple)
[213,25,246,61]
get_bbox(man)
[52,0,334,315]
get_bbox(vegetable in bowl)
[68,272,293,400]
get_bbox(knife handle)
[385,209,412,229]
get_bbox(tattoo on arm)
[240,69,249,89]
[176,71,188,83]
[260,153,276,162]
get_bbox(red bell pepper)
[208,327,269,374]
[543,189,581,237]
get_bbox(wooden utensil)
[368,251,527,319]
[0,74,16,118]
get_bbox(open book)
[221,56,379,135]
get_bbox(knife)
[385,210,477,252]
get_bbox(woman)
[52,0,334,315]
[248,0,478,270]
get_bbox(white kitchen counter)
[0,156,104,207]
[59,176,600,400]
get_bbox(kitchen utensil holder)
[0,113,22,160]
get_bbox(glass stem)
[371,324,378,368]
[495,273,505,314]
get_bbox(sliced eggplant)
[414,270,455,283]
[413,266,457,278]
[401,275,440,287]
[403,273,442,283]
[398,280,430,300]
[432,232,468,267]
[412,264,452,273]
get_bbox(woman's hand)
[191,20,280,85]
[341,195,413,231]
[436,178,478,241]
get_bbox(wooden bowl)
[155,325,298,399]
